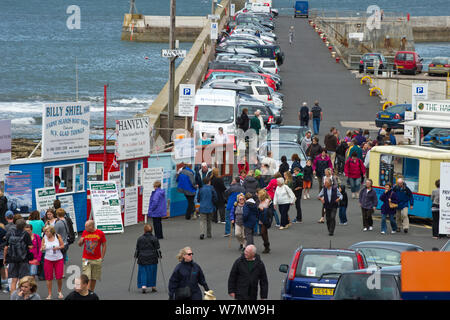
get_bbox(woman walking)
[344,152,366,199]
[43,209,57,227]
[147,180,167,239]
[358,179,378,232]
[379,183,398,234]
[431,179,442,239]
[230,193,246,251]
[257,189,274,254]
[278,156,289,176]
[290,154,302,173]
[211,168,226,224]
[273,178,296,230]
[168,247,210,300]
[24,224,41,280]
[135,224,161,293]
[10,276,40,300]
[27,210,45,237]
[265,172,282,227]
[40,226,65,299]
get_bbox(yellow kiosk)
[369,145,450,219]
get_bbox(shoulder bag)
[175,266,194,300]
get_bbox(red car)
[394,51,423,75]
[204,69,277,91]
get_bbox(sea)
[0,0,449,139]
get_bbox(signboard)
[211,22,218,40]
[142,167,164,216]
[439,162,450,235]
[5,174,33,214]
[89,182,124,233]
[174,138,195,160]
[0,165,9,183]
[416,100,450,114]
[124,187,138,226]
[349,33,364,41]
[108,171,121,187]
[403,125,414,139]
[0,120,11,166]
[35,187,56,212]
[57,194,78,233]
[161,49,187,58]
[208,14,220,20]
[411,83,428,112]
[115,117,150,161]
[230,3,235,16]
[178,84,196,117]
[42,102,90,160]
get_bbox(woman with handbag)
[380,183,398,234]
[168,247,209,300]
[273,178,296,230]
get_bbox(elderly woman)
[379,183,398,234]
[135,224,161,293]
[41,226,65,299]
[147,181,167,240]
[168,247,209,300]
[10,276,40,300]
[273,177,296,230]
[230,193,246,251]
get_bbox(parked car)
[245,44,285,65]
[375,103,412,129]
[267,125,310,145]
[231,27,277,41]
[204,69,278,90]
[294,1,309,17]
[216,53,258,61]
[258,141,308,169]
[279,248,367,300]
[333,266,402,300]
[359,53,388,74]
[428,57,450,76]
[422,128,450,150]
[228,33,273,45]
[394,51,423,75]
[348,241,424,267]
[248,58,279,74]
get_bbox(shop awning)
[401,120,450,129]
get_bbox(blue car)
[279,247,368,300]
[422,128,450,150]
[294,1,309,18]
[375,104,412,129]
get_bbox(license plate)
[437,65,443,67]
[367,67,374,69]
[381,114,390,118]
[312,288,334,296]
[397,66,404,69]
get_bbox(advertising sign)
[35,187,56,212]
[416,100,450,114]
[174,137,195,160]
[439,162,450,235]
[230,3,235,16]
[5,174,33,214]
[89,182,124,233]
[411,83,428,112]
[42,102,90,160]
[178,84,196,117]
[124,187,138,226]
[142,167,164,216]
[116,117,150,161]
[108,171,121,187]
[0,120,11,166]
[211,22,218,40]
[57,194,78,233]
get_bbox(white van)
[248,58,279,74]
[193,89,238,143]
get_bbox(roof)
[300,248,358,254]
[341,265,401,276]
[349,241,424,252]
[196,88,236,97]
[371,145,450,160]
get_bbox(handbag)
[388,196,398,209]
[175,266,194,300]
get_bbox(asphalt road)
[0,17,446,301]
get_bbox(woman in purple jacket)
[379,183,398,234]
[148,181,167,239]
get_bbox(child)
[239,170,247,186]
[338,185,348,225]
[302,159,313,199]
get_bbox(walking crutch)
[158,253,168,294]
[128,257,137,292]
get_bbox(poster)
[174,138,195,160]
[42,102,90,160]
[116,117,150,161]
[124,187,138,226]
[142,167,164,216]
[439,162,450,235]
[57,194,78,233]
[35,187,56,212]
[89,182,124,234]
[108,171,121,188]
[5,174,33,214]
[0,120,11,166]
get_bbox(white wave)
[112,97,155,105]
[11,117,36,125]
[90,105,149,113]
[0,102,45,114]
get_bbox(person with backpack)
[243,193,259,246]
[299,102,309,127]
[41,225,65,299]
[309,101,323,135]
[3,219,33,294]
[257,189,273,254]
[24,224,41,280]
[54,209,71,263]
[344,152,366,199]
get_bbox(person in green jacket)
[250,111,261,136]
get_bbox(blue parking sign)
[416,87,424,94]
[183,88,191,96]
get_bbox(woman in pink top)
[24,224,42,280]
[265,172,282,226]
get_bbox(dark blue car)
[279,247,367,300]
[422,128,450,149]
[375,104,412,129]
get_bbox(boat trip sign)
[115,117,150,161]
[89,182,124,234]
[42,102,90,160]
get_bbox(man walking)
[176,162,197,220]
[309,101,323,135]
[78,220,106,291]
[393,178,414,233]
[358,179,378,231]
[318,178,342,236]
[300,130,312,152]
[324,127,338,169]
[228,245,268,300]
[243,193,259,246]
[65,275,99,300]
[198,178,218,240]
[299,102,309,127]
[195,162,212,189]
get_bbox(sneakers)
[200,234,205,240]
[303,195,307,200]
[275,224,280,227]
[219,221,226,224]
[391,230,396,234]
[223,234,231,237]
[363,228,368,231]
[369,226,373,231]
[381,231,386,234]
[404,229,408,234]
[307,194,311,199]
[279,226,286,230]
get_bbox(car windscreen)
[274,145,306,162]
[256,86,270,95]
[396,53,414,61]
[334,273,400,300]
[196,105,234,123]
[431,57,449,65]
[268,129,298,142]
[263,61,276,68]
[357,248,401,266]
[385,105,408,113]
[238,105,268,116]
[296,253,356,279]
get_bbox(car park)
[333,266,402,300]
[348,241,424,267]
[279,247,367,300]
[428,57,450,76]
[422,128,450,150]
[267,125,310,145]
[204,69,278,90]
[375,103,412,129]
[359,53,388,74]
[394,51,423,75]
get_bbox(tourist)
[230,193,247,250]
[273,178,296,230]
[147,180,167,240]
[299,102,309,127]
[135,224,160,293]
[243,193,259,245]
[225,177,245,238]
[358,179,378,232]
[309,100,323,135]
[278,155,289,176]
[313,149,333,191]
[10,276,40,300]
[41,226,65,299]
[24,224,41,280]
[393,178,414,234]
[176,162,197,220]
[338,185,348,225]
[379,183,398,234]
[198,177,218,240]
[344,152,366,199]
[257,189,273,254]
[318,178,342,236]
[302,159,313,200]
[292,167,304,223]
[210,168,226,224]
[65,274,99,300]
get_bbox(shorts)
[82,258,103,281]
[8,262,30,279]
[303,180,312,189]
[44,259,64,280]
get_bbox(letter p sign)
[183,88,191,96]
[416,87,424,94]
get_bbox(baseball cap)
[5,210,13,218]
[255,169,261,177]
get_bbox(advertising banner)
[124,187,138,226]
[35,187,56,212]
[5,174,33,214]
[42,102,90,160]
[116,117,150,161]
[57,194,78,233]
[0,120,11,166]
[142,167,164,216]
[89,182,124,233]
[439,162,450,234]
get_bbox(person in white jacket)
[273,178,296,230]
[261,151,277,176]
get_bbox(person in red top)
[238,155,249,175]
[265,172,282,227]
[344,151,366,199]
[78,220,107,291]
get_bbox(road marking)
[340,121,378,131]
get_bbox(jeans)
[362,208,374,228]
[338,207,347,224]
[278,204,291,227]
[325,207,337,235]
[349,177,361,193]
[313,118,321,135]
[294,190,303,221]
[185,195,196,220]
[273,209,280,225]
[381,214,397,233]
[225,210,231,235]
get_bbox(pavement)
[0,17,446,301]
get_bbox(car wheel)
[412,67,417,75]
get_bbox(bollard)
[328,46,333,51]
[322,37,327,42]
[331,52,336,58]
[336,57,340,63]
[326,41,330,46]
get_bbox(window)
[263,61,275,68]
[256,86,270,95]
[359,248,401,266]
[334,274,400,300]
[296,254,356,279]
[243,86,254,95]
[379,155,419,192]
[44,163,85,194]
[124,161,136,188]
[87,162,104,184]
[120,160,144,189]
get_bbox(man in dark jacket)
[309,100,323,135]
[225,177,246,237]
[243,194,259,246]
[176,163,197,220]
[318,178,342,236]
[359,179,379,231]
[198,178,218,239]
[324,127,338,168]
[0,191,7,225]
[393,178,414,233]
[135,224,161,293]
[195,163,212,188]
[292,167,303,223]
[238,108,250,132]
[228,245,268,300]
[243,171,259,199]
[298,102,309,127]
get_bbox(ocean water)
[0,0,448,139]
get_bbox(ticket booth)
[369,145,450,219]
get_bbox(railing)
[309,9,407,21]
